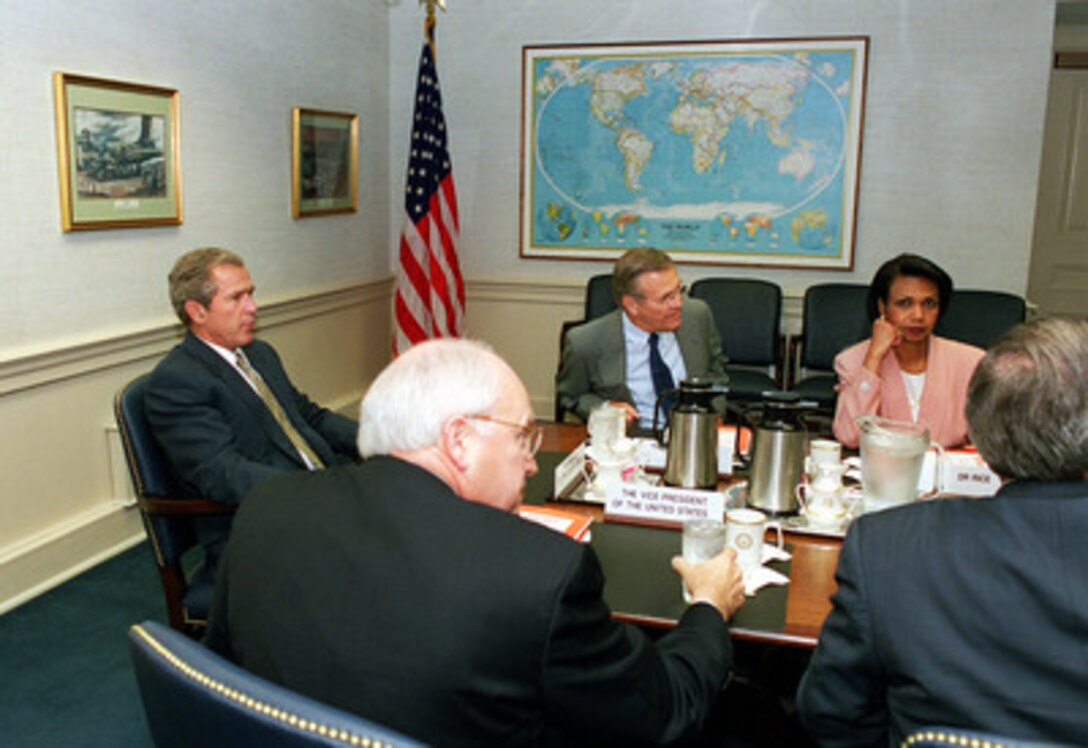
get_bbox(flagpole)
[420,0,446,59]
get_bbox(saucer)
[802,509,849,530]
[783,511,851,538]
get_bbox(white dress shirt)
[623,314,687,429]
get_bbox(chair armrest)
[786,336,802,389]
[138,496,238,517]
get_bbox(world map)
[521,41,867,267]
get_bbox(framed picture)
[291,108,358,218]
[521,37,869,269]
[53,72,182,232]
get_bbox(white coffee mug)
[725,508,783,572]
[808,438,842,467]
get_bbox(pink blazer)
[832,335,985,448]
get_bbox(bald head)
[358,339,538,511]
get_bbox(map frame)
[519,37,869,269]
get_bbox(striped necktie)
[235,352,325,469]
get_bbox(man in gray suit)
[797,316,1088,746]
[556,248,726,429]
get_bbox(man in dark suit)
[145,248,358,572]
[556,248,726,429]
[797,316,1088,746]
[206,339,747,746]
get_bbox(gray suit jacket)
[555,297,726,421]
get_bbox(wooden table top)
[527,422,840,649]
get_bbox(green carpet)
[0,543,162,747]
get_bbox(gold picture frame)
[53,72,182,232]
[291,107,358,218]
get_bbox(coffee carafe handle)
[651,387,679,445]
[723,401,753,469]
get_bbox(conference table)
[527,423,842,649]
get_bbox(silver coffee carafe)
[653,379,727,489]
[744,391,815,514]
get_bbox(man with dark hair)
[556,248,726,429]
[798,316,1088,746]
[208,339,746,745]
[145,248,358,576]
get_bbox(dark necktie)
[649,332,676,420]
[235,352,325,469]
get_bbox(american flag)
[393,19,464,356]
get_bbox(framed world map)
[520,37,869,269]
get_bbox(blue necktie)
[649,332,676,421]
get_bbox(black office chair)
[556,273,617,421]
[115,374,235,636]
[788,283,871,411]
[934,289,1027,350]
[900,725,1064,748]
[690,278,783,403]
[129,620,424,747]
[582,272,616,321]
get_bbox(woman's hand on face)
[863,316,901,372]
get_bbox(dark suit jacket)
[797,481,1088,747]
[556,298,727,422]
[145,332,358,561]
[206,457,733,746]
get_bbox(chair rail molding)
[0,277,392,398]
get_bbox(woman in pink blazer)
[833,254,985,448]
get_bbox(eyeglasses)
[638,283,687,307]
[466,415,543,456]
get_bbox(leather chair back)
[934,289,1027,350]
[584,273,616,321]
[116,374,197,560]
[691,277,783,402]
[115,374,234,634]
[788,283,870,409]
[901,725,1067,748]
[129,621,424,747]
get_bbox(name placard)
[554,441,586,499]
[604,483,725,527]
[940,451,1001,497]
[916,449,1001,498]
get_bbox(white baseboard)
[0,501,145,614]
